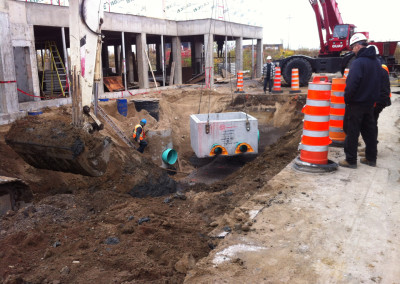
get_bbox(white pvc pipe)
[121,31,127,91]
[161,35,165,87]
[61,27,69,93]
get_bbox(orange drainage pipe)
[234,142,254,154]
[209,144,228,156]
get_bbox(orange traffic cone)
[235,71,245,93]
[343,68,349,78]
[272,66,283,93]
[290,68,301,93]
[329,77,346,147]
[293,75,338,173]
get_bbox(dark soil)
[0,89,304,284]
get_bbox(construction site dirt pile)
[5,113,100,150]
[0,86,305,283]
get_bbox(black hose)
[80,0,103,36]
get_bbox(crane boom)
[275,0,399,86]
[309,0,345,55]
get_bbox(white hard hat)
[367,44,379,55]
[267,56,272,60]
[350,33,367,46]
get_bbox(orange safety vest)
[133,124,145,141]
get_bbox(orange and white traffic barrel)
[290,68,301,93]
[329,77,346,147]
[272,66,283,93]
[293,75,338,173]
[235,71,245,93]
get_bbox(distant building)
[243,43,283,51]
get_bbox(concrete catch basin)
[190,112,258,158]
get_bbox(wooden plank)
[177,156,183,172]
[103,76,125,92]
[185,72,205,84]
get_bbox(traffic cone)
[272,66,283,93]
[290,68,301,93]
[343,68,349,78]
[293,75,338,173]
[329,77,346,147]
[235,71,245,93]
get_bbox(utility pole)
[287,15,293,50]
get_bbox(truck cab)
[328,24,356,55]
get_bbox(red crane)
[277,0,399,86]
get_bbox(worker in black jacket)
[339,33,381,169]
[375,64,391,124]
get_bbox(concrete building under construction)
[0,0,263,125]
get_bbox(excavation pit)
[0,83,306,284]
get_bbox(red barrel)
[300,76,332,164]
[329,77,346,145]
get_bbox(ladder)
[97,105,136,149]
[41,41,69,97]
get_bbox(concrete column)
[125,38,134,84]
[101,42,109,75]
[204,33,214,88]
[136,32,149,89]
[194,41,203,75]
[251,39,254,79]
[171,36,182,85]
[0,11,19,114]
[225,35,228,72]
[256,38,263,78]
[114,45,119,74]
[156,43,161,72]
[27,25,40,102]
[235,37,243,73]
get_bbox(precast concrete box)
[190,112,258,158]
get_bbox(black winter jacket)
[344,46,381,107]
[377,67,391,107]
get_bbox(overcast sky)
[255,0,400,49]
[31,0,400,49]
[107,0,400,49]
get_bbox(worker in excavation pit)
[339,33,381,169]
[133,119,148,153]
